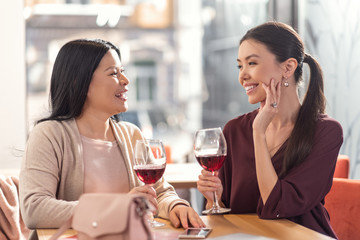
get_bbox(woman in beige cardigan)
[19,39,204,239]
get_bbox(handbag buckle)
[135,197,150,217]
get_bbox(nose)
[119,72,129,86]
[238,67,249,85]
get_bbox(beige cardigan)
[19,118,189,229]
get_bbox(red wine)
[134,164,165,184]
[196,155,226,172]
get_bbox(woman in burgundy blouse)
[197,21,343,239]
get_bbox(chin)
[248,99,259,105]
[117,104,128,113]
[248,96,265,105]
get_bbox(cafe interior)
[1,0,360,239]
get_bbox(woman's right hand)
[197,169,223,209]
[129,185,158,214]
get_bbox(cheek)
[259,78,270,86]
[262,65,283,84]
[256,68,278,86]
[238,72,242,85]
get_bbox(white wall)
[0,1,26,169]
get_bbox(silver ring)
[271,103,278,108]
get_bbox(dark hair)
[240,22,326,177]
[37,39,121,124]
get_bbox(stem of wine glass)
[212,171,221,211]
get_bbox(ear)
[281,58,298,78]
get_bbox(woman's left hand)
[169,205,206,228]
[253,78,281,133]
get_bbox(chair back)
[0,175,30,240]
[325,178,360,240]
[334,155,349,178]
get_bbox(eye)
[120,67,125,73]
[110,71,118,76]
[249,62,257,66]
[237,65,242,70]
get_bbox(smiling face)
[83,49,129,118]
[237,39,284,104]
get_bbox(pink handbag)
[50,193,152,240]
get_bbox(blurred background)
[1,0,360,180]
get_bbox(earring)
[283,76,289,87]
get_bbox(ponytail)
[280,53,326,177]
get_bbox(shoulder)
[223,110,258,143]
[312,114,343,149]
[26,119,78,150]
[224,109,258,132]
[29,119,78,142]
[316,114,343,137]
[30,119,76,137]
[110,119,143,138]
[112,119,141,131]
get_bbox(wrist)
[253,131,266,142]
[170,203,188,212]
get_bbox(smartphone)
[178,228,212,239]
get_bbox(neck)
[76,111,114,141]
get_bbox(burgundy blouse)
[219,109,343,239]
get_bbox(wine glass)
[194,127,231,215]
[133,139,167,227]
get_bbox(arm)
[252,79,280,204]
[19,122,78,229]
[258,119,343,218]
[156,178,205,228]
[253,130,279,204]
[154,176,190,217]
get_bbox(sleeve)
[154,177,190,219]
[19,123,77,229]
[257,119,343,219]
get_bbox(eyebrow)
[104,65,122,71]
[237,54,260,62]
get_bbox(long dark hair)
[37,39,121,124]
[240,21,326,177]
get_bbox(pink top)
[81,135,130,193]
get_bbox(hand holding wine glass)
[194,127,231,215]
[133,139,167,227]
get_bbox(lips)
[244,84,258,94]
[115,91,128,101]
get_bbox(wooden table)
[37,214,334,240]
[163,163,202,188]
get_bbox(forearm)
[154,178,189,219]
[21,192,77,228]
[253,131,278,204]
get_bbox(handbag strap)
[48,216,73,240]
[134,197,153,240]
